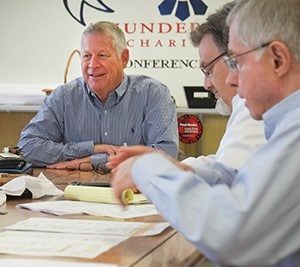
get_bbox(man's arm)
[141,82,178,158]
[113,143,299,266]
[18,88,94,166]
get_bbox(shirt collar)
[83,74,128,104]
[263,89,300,139]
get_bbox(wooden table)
[0,169,204,266]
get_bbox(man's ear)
[121,49,129,68]
[269,41,292,77]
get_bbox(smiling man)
[18,21,178,171]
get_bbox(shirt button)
[104,110,107,115]
[104,132,108,136]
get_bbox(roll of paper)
[64,185,134,205]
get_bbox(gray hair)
[82,21,127,56]
[190,1,236,53]
[227,0,300,60]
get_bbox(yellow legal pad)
[64,185,148,205]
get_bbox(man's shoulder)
[50,78,85,97]
[58,77,84,92]
[127,74,167,92]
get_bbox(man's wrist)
[91,153,110,173]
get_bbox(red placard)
[178,114,203,144]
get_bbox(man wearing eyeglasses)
[183,0,265,170]
[111,0,300,266]
[108,1,265,174]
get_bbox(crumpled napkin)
[0,173,63,199]
[0,190,6,206]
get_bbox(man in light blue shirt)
[18,21,178,172]
[111,0,300,266]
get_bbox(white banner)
[0,0,228,107]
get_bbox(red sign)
[178,114,203,144]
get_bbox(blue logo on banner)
[158,0,207,21]
[63,0,207,26]
[63,0,114,26]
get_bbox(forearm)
[19,137,94,166]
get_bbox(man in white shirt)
[185,0,265,170]
[108,1,265,172]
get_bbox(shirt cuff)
[76,141,95,157]
[90,153,110,173]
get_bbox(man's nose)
[225,70,238,89]
[89,55,101,67]
[203,76,213,91]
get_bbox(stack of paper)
[17,200,159,219]
[0,217,169,259]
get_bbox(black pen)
[71,181,111,187]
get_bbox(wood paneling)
[0,111,228,157]
[0,112,36,149]
[179,114,228,158]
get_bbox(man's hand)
[111,156,138,205]
[107,145,153,169]
[107,145,194,173]
[93,144,121,155]
[47,156,91,170]
[170,160,195,172]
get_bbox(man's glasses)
[201,51,227,78]
[224,42,271,71]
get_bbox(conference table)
[0,169,205,267]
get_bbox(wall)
[0,0,228,107]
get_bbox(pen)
[71,181,111,187]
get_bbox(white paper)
[0,173,63,198]
[17,200,159,219]
[0,190,6,206]
[0,258,120,267]
[5,217,169,237]
[0,231,127,258]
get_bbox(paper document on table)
[131,193,149,204]
[5,217,169,236]
[17,200,158,218]
[0,258,121,267]
[0,231,127,258]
